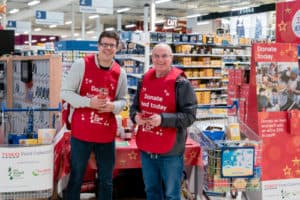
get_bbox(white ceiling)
[3,0,279,39]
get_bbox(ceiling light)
[24,41,29,44]
[27,0,40,6]
[231,6,250,11]
[155,20,165,24]
[31,40,37,43]
[197,21,209,25]
[155,0,171,4]
[23,31,29,34]
[65,21,72,25]
[163,26,175,30]
[89,15,99,19]
[186,14,202,19]
[125,24,136,28]
[105,27,115,31]
[49,36,56,40]
[87,30,95,34]
[15,33,20,36]
[73,33,79,37]
[41,38,47,42]
[92,36,97,39]
[116,7,131,13]
[61,35,68,38]
[34,28,42,32]
[9,9,19,14]
[49,24,57,28]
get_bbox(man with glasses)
[130,43,197,200]
[61,31,127,200]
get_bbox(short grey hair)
[152,43,173,55]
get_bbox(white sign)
[79,0,113,14]
[0,144,53,192]
[35,10,64,25]
[292,10,300,38]
[7,21,31,33]
[262,178,300,200]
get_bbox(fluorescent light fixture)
[61,35,68,38]
[49,36,56,40]
[31,40,37,43]
[116,7,130,13]
[87,30,95,34]
[28,0,40,6]
[231,6,250,11]
[76,38,83,40]
[155,20,165,24]
[41,38,47,42]
[73,33,79,37]
[105,27,115,31]
[65,21,72,25]
[23,31,29,34]
[92,36,97,39]
[24,41,29,44]
[163,26,175,30]
[34,28,42,32]
[89,15,99,19]
[197,21,209,25]
[15,33,20,36]
[9,9,19,14]
[155,0,171,4]
[125,24,136,28]
[49,24,57,28]
[186,14,202,18]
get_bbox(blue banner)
[55,40,98,51]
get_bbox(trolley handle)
[1,102,62,112]
[197,99,239,111]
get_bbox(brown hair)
[98,31,120,46]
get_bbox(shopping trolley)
[0,103,61,200]
[189,100,262,200]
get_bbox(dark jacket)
[130,74,197,156]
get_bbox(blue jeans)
[64,137,115,200]
[141,151,183,200]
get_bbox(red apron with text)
[71,54,120,143]
[137,67,184,154]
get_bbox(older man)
[130,43,197,200]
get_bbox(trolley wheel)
[230,189,238,199]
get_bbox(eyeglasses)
[99,43,117,49]
[152,54,172,59]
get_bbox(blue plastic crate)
[202,130,225,141]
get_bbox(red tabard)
[137,67,184,153]
[71,54,120,143]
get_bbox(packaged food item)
[38,128,56,144]
[227,123,241,141]
[19,139,38,145]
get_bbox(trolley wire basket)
[0,103,61,200]
[189,100,262,200]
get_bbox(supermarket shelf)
[187,76,222,80]
[128,86,137,90]
[223,61,251,65]
[150,41,251,48]
[173,53,223,57]
[194,88,227,92]
[223,54,251,57]
[196,113,228,119]
[174,65,222,69]
[127,73,142,79]
[115,55,145,63]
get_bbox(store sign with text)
[79,0,113,14]
[276,1,300,43]
[0,144,53,192]
[247,43,300,182]
[262,179,300,199]
[6,20,31,33]
[35,10,64,25]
